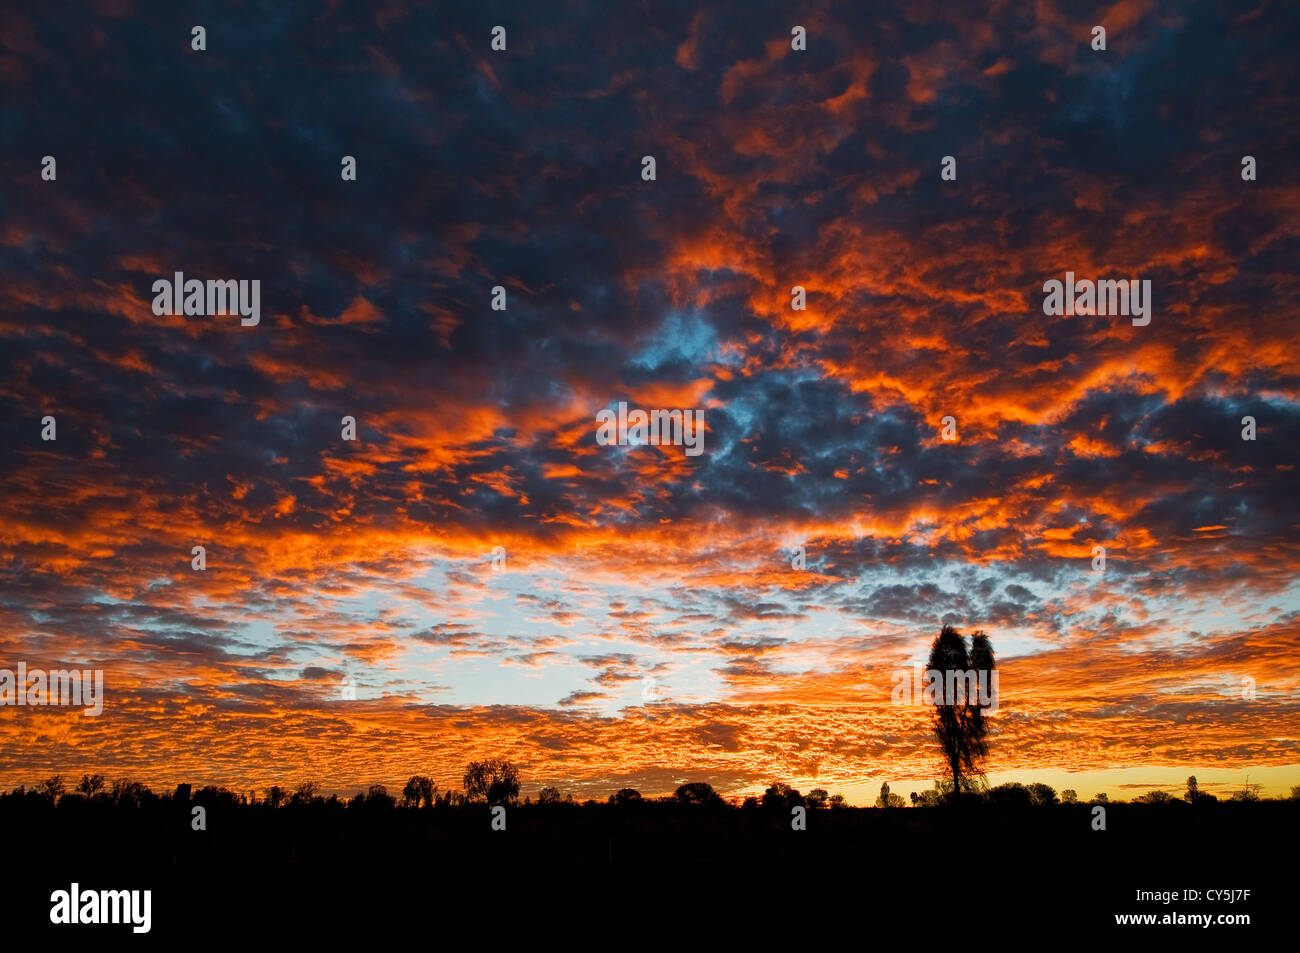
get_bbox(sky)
[1,0,1297,804]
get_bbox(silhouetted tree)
[1027,783,1058,806]
[1184,776,1200,803]
[435,789,464,808]
[929,778,977,800]
[111,779,149,808]
[912,785,945,807]
[76,774,105,798]
[926,625,995,801]
[40,776,65,803]
[401,776,435,808]
[291,782,320,807]
[1135,790,1175,804]
[805,788,829,809]
[265,785,287,809]
[828,794,848,809]
[463,759,520,806]
[875,782,905,808]
[609,788,643,806]
[761,783,804,810]
[538,787,562,805]
[673,782,722,806]
[1230,782,1261,802]
[195,785,242,809]
[1061,789,1078,804]
[987,782,1032,808]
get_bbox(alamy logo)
[595,401,705,457]
[50,883,151,933]
[151,272,260,326]
[339,674,357,701]
[1042,272,1151,326]
[0,663,103,716]
[891,665,999,714]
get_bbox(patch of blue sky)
[629,309,728,371]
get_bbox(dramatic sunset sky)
[1,0,1297,804]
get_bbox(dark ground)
[3,798,1288,942]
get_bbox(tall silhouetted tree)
[926,625,995,801]
[76,774,105,798]
[463,759,520,806]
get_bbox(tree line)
[4,767,1292,810]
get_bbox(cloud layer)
[1,0,1297,800]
